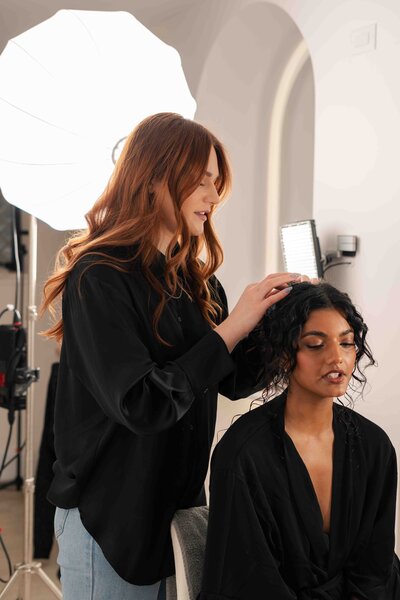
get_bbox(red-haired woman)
[42,112,297,600]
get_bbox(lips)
[195,211,208,221]
[322,370,345,384]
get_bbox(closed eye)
[306,344,323,350]
[199,178,219,188]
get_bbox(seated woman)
[199,282,400,599]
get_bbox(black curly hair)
[259,281,375,402]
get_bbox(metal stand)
[0,411,25,491]
[0,216,62,599]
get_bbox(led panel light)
[280,220,323,279]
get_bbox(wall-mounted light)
[280,220,323,279]
[280,220,358,278]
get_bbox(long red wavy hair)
[41,112,231,343]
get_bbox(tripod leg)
[36,567,62,598]
[0,565,62,599]
[0,567,23,598]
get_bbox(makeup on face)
[290,308,357,402]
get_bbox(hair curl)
[259,282,375,403]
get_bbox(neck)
[285,388,333,435]
[157,228,177,256]
[157,237,169,255]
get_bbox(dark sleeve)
[199,467,297,600]
[63,270,235,435]
[346,445,399,599]
[213,281,266,400]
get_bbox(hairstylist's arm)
[215,273,301,353]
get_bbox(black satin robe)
[200,393,400,599]
[47,248,266,585]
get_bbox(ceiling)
[0,0,200,52]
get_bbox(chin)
[189,225,204,237]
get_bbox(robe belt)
[299,572,344,599]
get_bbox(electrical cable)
[1,441,25,471]
[0,306,14,321]
[0,530,13,584]
[323,261,352,274]
[0,423,13,480]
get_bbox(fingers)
[257,272,301,295]
[265,288,281,298]
[261,272,300,283]
[258,271,321,292]
[263,286,293,309]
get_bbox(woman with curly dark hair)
[200,282,400,600]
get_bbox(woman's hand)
[215,272,301,352]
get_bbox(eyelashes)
[199,180,218,188]
[305,342,355,350]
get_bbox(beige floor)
[0,489,60,599]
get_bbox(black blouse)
[47,249,265,585]
[199,392,400,599]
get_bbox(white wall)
[272,0,400,452]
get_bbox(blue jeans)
[55,507,166,600]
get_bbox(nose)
[205,185,222,206]
[327,342,344,366]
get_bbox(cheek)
[348,350,357,371]
[181,201,193,220]
[180,194,196,218]
[292,352,321,380]
[294,353,313,372]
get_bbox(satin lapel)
[328,405,354,573]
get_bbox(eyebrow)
[205,170,219,179]
[301,328,354,338]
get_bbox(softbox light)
[0,9,197,231]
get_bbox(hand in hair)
[214,272,301,352]
[297,274,322,284]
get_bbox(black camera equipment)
[0,307,39,492]
[0,311,39,426]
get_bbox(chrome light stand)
[0,216,62,599]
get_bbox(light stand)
[0,216,62,599]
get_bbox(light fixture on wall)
[280,220,357,279]
[280,219,323,279]
[322,235,357,274]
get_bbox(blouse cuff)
[175,330,235,398]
